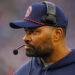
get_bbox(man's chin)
[25,51,49,57]
[25,49,34,57]
[25,51,39,57]
[26,53,36,57]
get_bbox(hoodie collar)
[32,49,75,70]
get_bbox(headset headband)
[42,1,56,24]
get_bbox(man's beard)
[25,44,53,58]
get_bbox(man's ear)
[52,27,63,42]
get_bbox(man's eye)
[32,30,39,33]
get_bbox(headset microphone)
[13,45,25,55]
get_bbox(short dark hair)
[52,26,67,36]
[61,27,67,36]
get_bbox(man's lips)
[24,45,33,50]
[24,44,35,50]
[25,45,31,49]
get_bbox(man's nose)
[23,35,32,43]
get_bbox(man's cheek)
[32,39,41,45]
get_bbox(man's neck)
[41,48,71,64]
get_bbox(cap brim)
[9,20,42,29]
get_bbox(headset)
[41,1,56,25]
[13,1,56,75]
[28,1,56,75]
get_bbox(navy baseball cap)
[9,2,68,29]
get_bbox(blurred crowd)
[0,0,75,75]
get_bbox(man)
[9,1,75,75]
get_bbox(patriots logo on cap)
[25,6,32,17]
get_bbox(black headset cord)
[28,58,33,75]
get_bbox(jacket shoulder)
[14,60,31,75]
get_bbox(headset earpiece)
[41,1,56,24]
[46,15,56,23]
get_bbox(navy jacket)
[14,49,75,75]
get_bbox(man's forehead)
[24,26,54,31]
[24,27,39,31]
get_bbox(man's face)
[23,26,54,58]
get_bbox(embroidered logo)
[25,6,32,17]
